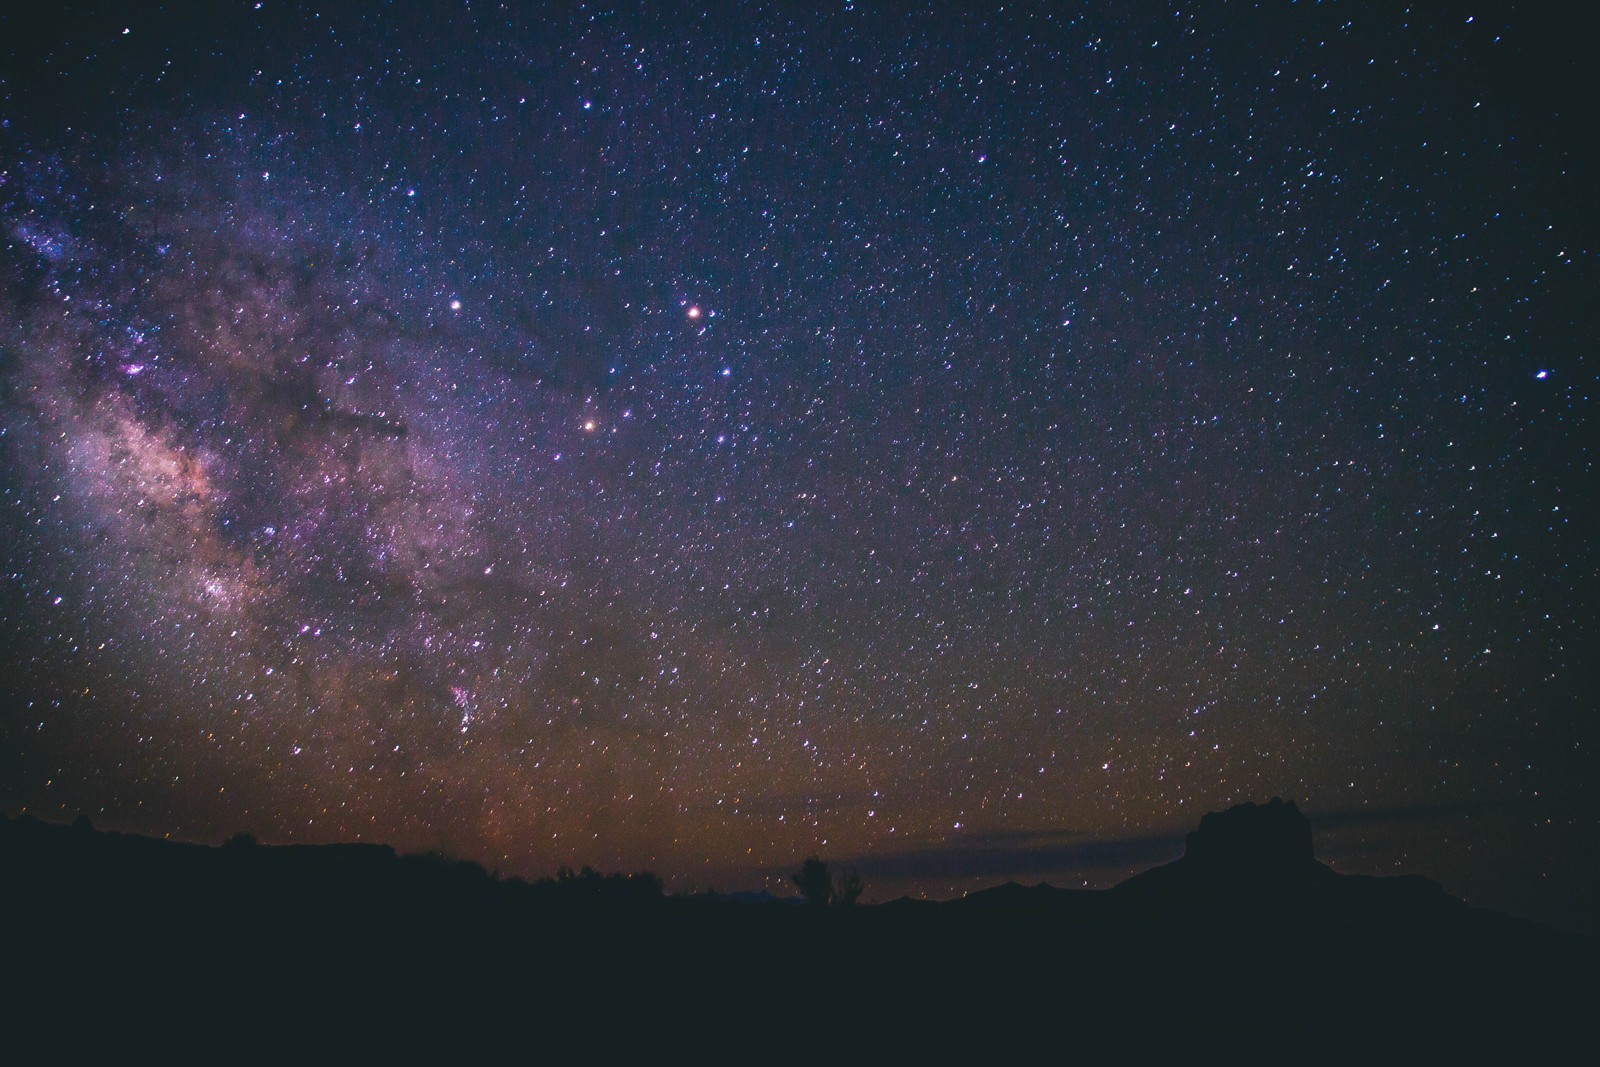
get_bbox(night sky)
[2,2,1594,931]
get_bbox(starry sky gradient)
[2,1,1594,929]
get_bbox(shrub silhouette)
[541,864,664,904]
[834,868,864,907]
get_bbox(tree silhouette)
[793,856,833,906]
[792,856,864,906]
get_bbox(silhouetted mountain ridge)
[3,801,1590,1051]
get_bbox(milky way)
[1,2,1593,928]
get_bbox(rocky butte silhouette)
[1110,796,1524,941]
[1182,795,1316,870]
[1116,795,1380,899]
[1,801,1589,1054]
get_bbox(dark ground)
[4,801,1590,1056]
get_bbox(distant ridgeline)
[1,801,1589,1050]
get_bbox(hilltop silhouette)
[2,801,1589,1053]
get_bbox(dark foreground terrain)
[4,800,1590,1054]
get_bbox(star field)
[1,2,1594,929]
